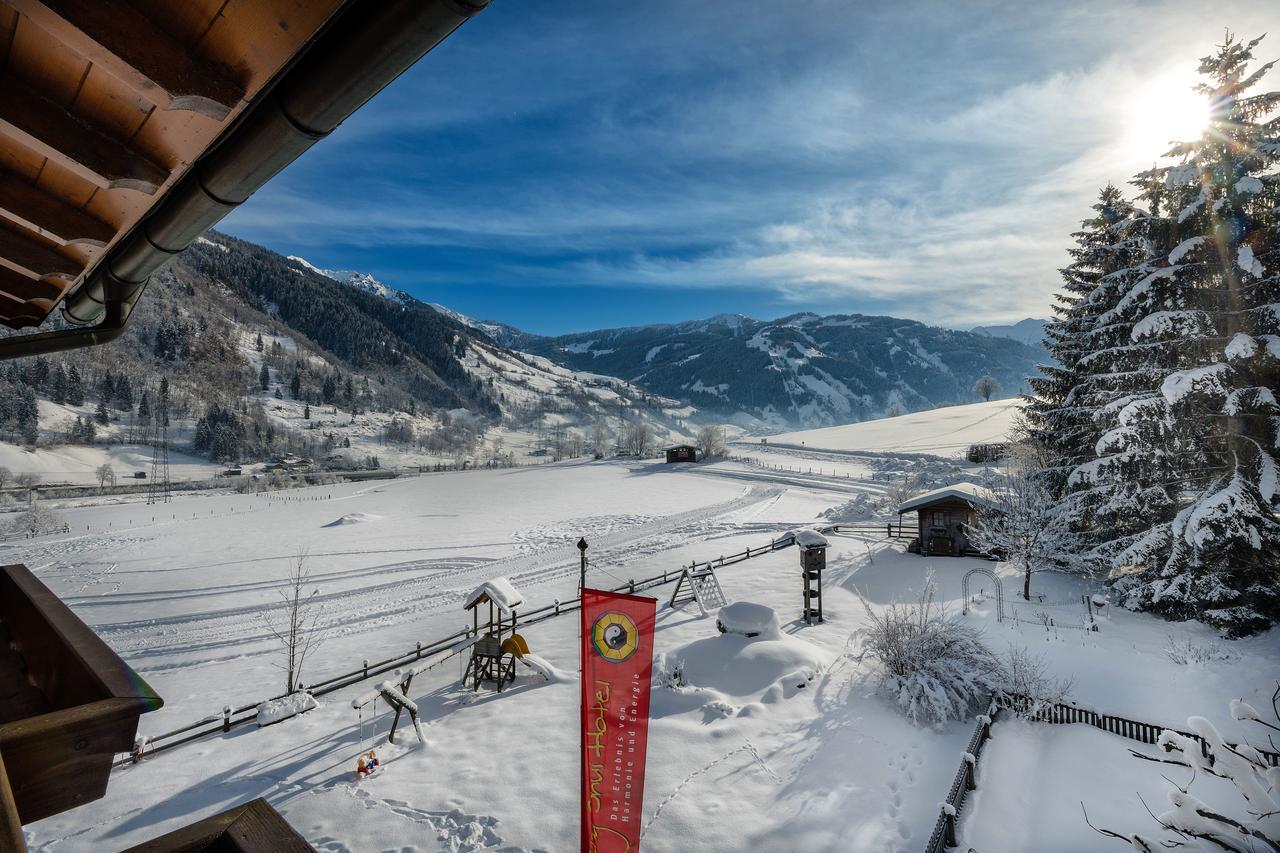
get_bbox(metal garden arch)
[962,568,1003,621]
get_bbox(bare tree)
[622,420,653,457]
[14,472,39,503]
[695,424,726,460]
[972,375,1002,402]
[591,420,611,458]
[965,442,1068,600]
[264,552,327,693]
[95,463,116,491]
[0,466,11,490]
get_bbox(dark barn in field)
[665,445,697,463]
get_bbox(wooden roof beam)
[9,0,245,120]
[0,78,169,194]
[0,266,62,302]
[0,222,81,279]
[0,170,114,246]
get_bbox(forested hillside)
[0,234,697,473]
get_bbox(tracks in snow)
[96,486,782,668]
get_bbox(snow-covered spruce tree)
[1058,172,1188,578]
[1027,185,1172,573]
[1028,184,1145,491]
[1104,34,1280,635]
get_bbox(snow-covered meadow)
[7,402,1276,852]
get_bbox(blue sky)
[221,0,1279,336]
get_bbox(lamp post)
[577,537,588,592]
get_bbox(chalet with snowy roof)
[896,483,998,557]
[665,444,697,463]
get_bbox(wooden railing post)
[222,705,232,733]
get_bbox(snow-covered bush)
[856,581,1005,724]
[819,493,876,523]
[10,501,66,536]
[1162,635,1238,666]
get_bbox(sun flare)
[1125,71,1211,160]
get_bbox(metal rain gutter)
[0,0,488,360]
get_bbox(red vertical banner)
[580,588,657,853]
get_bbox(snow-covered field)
[7,406,1276,852]
[762,398,1023,459]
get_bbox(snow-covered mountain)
[521,312,1043,429]
[969,318,1046,348]
[426,303,532,349]
[286,256,412,306]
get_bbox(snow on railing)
[121,531,797,764]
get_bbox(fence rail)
[124,531,799,764]
[995,694,1280,767]
[821,521,913,540]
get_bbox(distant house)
[896,482,998,557]
[665,444,697,463]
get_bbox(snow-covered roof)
[896,482,998,514]
[464,578,524,614]
[788,528,830,549]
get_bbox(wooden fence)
[923,701,999,853]
[124,531,800,762]
[821,521,913,540]
[995,694,1280,767]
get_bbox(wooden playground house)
[463,579,526,691]
[896,483,998,557]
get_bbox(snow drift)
[323,512,383,527]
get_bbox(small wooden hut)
[896,483,998,557]
[665,445,697,463]
[463,579,524,691]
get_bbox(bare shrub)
[1163,635,1238,666]
[997,646,1074,718]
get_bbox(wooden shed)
[896,483,997,557]
[665,445,697,464]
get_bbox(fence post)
[363,658,369,679]
[628,579,635,594]
[415,641,422,660]
[222,705,232,733]
[943,805,957,847]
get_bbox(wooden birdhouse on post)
[463,578,524,691]
[792,529,829,624]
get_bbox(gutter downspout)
[0,0,488,360]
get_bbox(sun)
[1125,71,1211,160]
